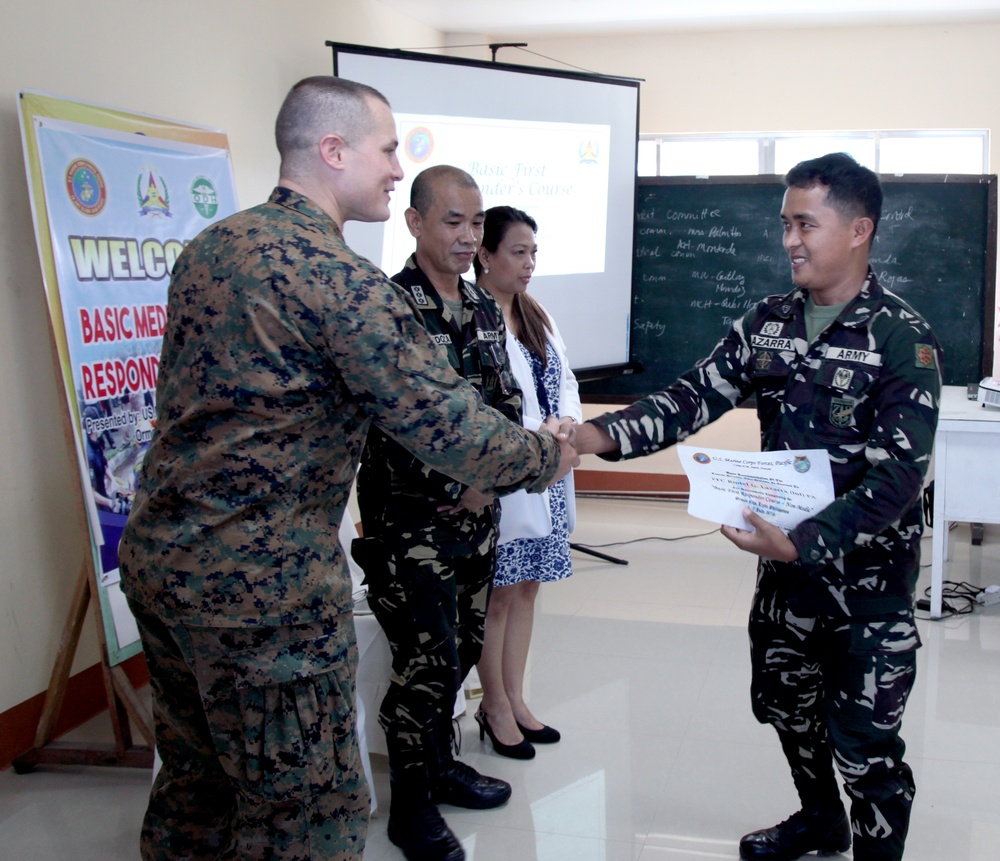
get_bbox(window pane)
[637,139,658,176]
[774,137,876,175]
[641,132,987,179]
[880,136,986,174]
[659,139,758,176]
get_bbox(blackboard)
[580,175,997,399]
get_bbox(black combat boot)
[387,801,464,861]
[431,717,512,809]
[739,806,851,860]
[386,733,465,861]
[739,728,851,860]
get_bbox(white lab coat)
[498,308,582,544]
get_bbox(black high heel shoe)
[516,720,561,745]
[475,709,535,760]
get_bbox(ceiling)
[375,0,1000,38]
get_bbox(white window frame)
[639,130,990,176]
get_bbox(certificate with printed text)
[677,446,835,532]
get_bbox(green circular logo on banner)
[190,176,218,218]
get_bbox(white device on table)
[978,376,1000,409]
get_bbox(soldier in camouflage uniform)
[118,79,574,861]
[571,153,941,861]
[353,166,518,861]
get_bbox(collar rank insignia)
[410,284,429,305]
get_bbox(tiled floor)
[2,497,999,860]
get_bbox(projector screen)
[329,43,640,375]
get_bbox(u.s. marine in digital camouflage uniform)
[574,154,941,861]
[118,80,567,861]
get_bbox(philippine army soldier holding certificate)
[570,153,941,861]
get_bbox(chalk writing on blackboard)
[580,175,995,400]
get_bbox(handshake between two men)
[437,416,580,517]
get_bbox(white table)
[929,385,1000,617]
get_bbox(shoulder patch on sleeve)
[914,343,937,370]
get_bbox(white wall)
[0,0,441,715]
[493,21,1000,144]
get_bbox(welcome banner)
[19,92,238,663]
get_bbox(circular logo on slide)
[66,159,106,216]
[405,127,434,163]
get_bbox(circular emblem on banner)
[190,176,219,218]
[66,159,106,216]
[405,127,434,163]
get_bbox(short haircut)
[784,152,883,236]
[409,165,480,215]
[275,76,389,172]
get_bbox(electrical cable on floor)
[571,528,720,552]
[915,579,980,619]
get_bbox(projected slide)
[332,43,639,371]
[384,114,610,280]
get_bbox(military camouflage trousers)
[360,534,495,768]
[130,601,370,861]
[749,578,920,861]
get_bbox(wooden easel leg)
[33,559,91,749]
[101,653,133,759]
[111,663,155,748]
[13,554,154,772]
